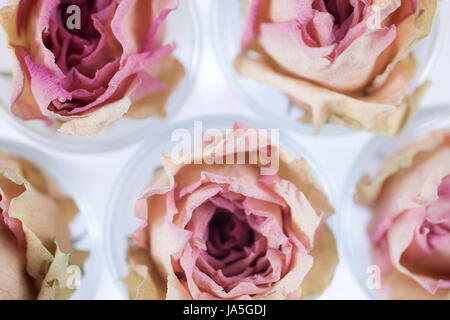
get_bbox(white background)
[0,0,449,299]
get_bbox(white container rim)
[210,0,443,138]
[0,0,202,154]
[339,105,450,300]
[105,113,337,298]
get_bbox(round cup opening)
[0,1,202,154]
[105,114,337,299]
[211,0,442,137]
[339,106,450,300]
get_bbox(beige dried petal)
[278,148,334,219]
[37,244,78,300]
[124,245,166,300]
[257,253,313,300]
[381,270,450,300]
[58,97,131,137]
[0,151,79,224]
[355,130,450,206]
[300,225,338,299]
[0,216,35,300]
[242,0,297,23]
[166,272,192,300]
[8,178,72,254]
[0,0,28,48]
[369,0,439,91]
[235,53,429,136]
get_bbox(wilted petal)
[235,53,429,136]
[0,217,35,300]
[0,153,83,300]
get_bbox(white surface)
[0,0,448,300]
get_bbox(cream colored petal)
[300,225,338,299]
[381,269,450,300]
[0,0,28,48]
[362,55,414,106]
[69,249,89,270]
[278,149,334,219]
[243,0,298,23]
[148,193,191,283]
[266,178,321,250]
[369,0,439,91]
[8,179,72,254]
[133,166,176,248]
[37,244,78,300]
[0,218,35,300]
[0,152,79,222]
[255,252,313,300]
[355,130,450,206]
[235,53,428,136]
[58,97,131,137]
[124,245,166,300]
[166,272,193,300]
[19,223,54,284]
[0,157,82,300]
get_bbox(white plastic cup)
[0,1,201,153]
[339,106,450,300]
[211,0,442,136]
[105,114,337,299]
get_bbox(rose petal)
[0,217,35,300]
[300,225,338,298]
[386,209,450,294]
[235,53,429,136]
[355,130,450,240]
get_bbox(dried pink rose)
[235,0,438,135]
[124,123,337,300]
[356,130,450,299]
[0,151,84,300]
[0,0,185,136]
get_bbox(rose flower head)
[0,0,185,136]
[0,151,85,300]
[125,123,338,300]
[356,130,450,299]
[235,0,439,135]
